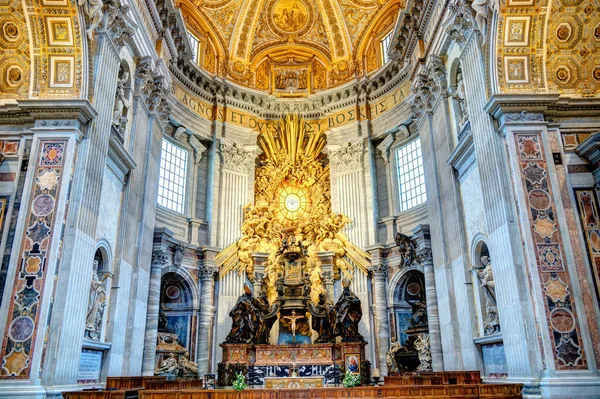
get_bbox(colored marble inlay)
[0,141,66,379]
[574,190,600,304]
[515,133,587,370]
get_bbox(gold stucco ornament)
[216,113,370,303]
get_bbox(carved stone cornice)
[370,264,388,279]
[152,249,169,266]
[444,0,475,46]
[376,132,395,165]
[103,2,137,50]
[199,264,218,281]
[220,140,256,174]
[328,140,364,174]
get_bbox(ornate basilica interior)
[0,0,599,398]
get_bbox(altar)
[264,376,324,388]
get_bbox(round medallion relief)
[550,307,575,334]
[528,189,551,211]
[9,316,34,342]
[406,282,421,296]
[165,285,181,299]
[590,230,600,252]
[268,0,314,37]
[32,194,55,217]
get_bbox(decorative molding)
[220,140,256,174]
[446,124,476,180]
[444,0,475,47]
[376,133,395,165]
[328,140,364,174]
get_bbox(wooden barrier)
[63,391,126,399]
[137,384,522,399]
[144,379,206,390]
[106,376,168,390]
[384,371,482,386]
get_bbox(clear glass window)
[188,33,200,65]
[381,30,393,64]
[158,139,188,214]
[396,138,426,211]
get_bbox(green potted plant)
[342,370,362,388]
[232,371,248,392]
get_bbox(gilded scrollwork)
[216,114,371,304]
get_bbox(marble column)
[368,245,390,376]
[197,247,218,376]
[141,247,169,375]
[252,252,269,294]
[318,251,335,301]
[412,225,443,371]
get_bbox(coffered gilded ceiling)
[179,0,403,93]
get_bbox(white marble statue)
[414,334,432,372]
[386,337,402,373]
[471,0,499,43]
[180,352,199,375]
[450,71,469,127]
[78,0,104,41]
[112,71,131,134]
[155,353,179,376]
[473,255,500,335]
[85,260,108,341]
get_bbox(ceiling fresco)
[179,0,404,94]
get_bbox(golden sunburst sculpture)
[216,113,370,303]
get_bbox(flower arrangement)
[342,370,362,387]
[232,371,248,391]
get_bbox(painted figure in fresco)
[179,352,199,375]
[347,356,359,373]
[155,353,179,376]
[312,292,335,343]
[333,278,364,342]
[386,337,402,373]
[253,291,275,344]
[225,283,258,343]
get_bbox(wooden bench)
[144,379,206,390]
[137,384,522,399]
[63,376,168,399]
[384,371,482,386]
[63,391,126,399]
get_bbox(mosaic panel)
[515,133,587,370]
[0,141,67,379]
[574,190,600,303]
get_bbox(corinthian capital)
[199,264,218,281]
[152,249,169,267]
[444,0,475,46]
[220,140,256,173]
[103,2,136,50]
[328,140,364,174]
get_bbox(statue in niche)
[85,260,109,341]
[173,244,184,267]
[472,255,500,335]
[225,283,258,343]
[112,70,131,135]
[386,337,402,373]
[408,300,428,329]
[302,272,312,298]
[395,233,416,268]
[179,352,199,375]
[450,70,469,127]
[311,292,335,343]
[333,278,364,342]
[155,353,179,376]
[253,291,275,344]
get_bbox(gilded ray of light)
[216,113,370,303]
